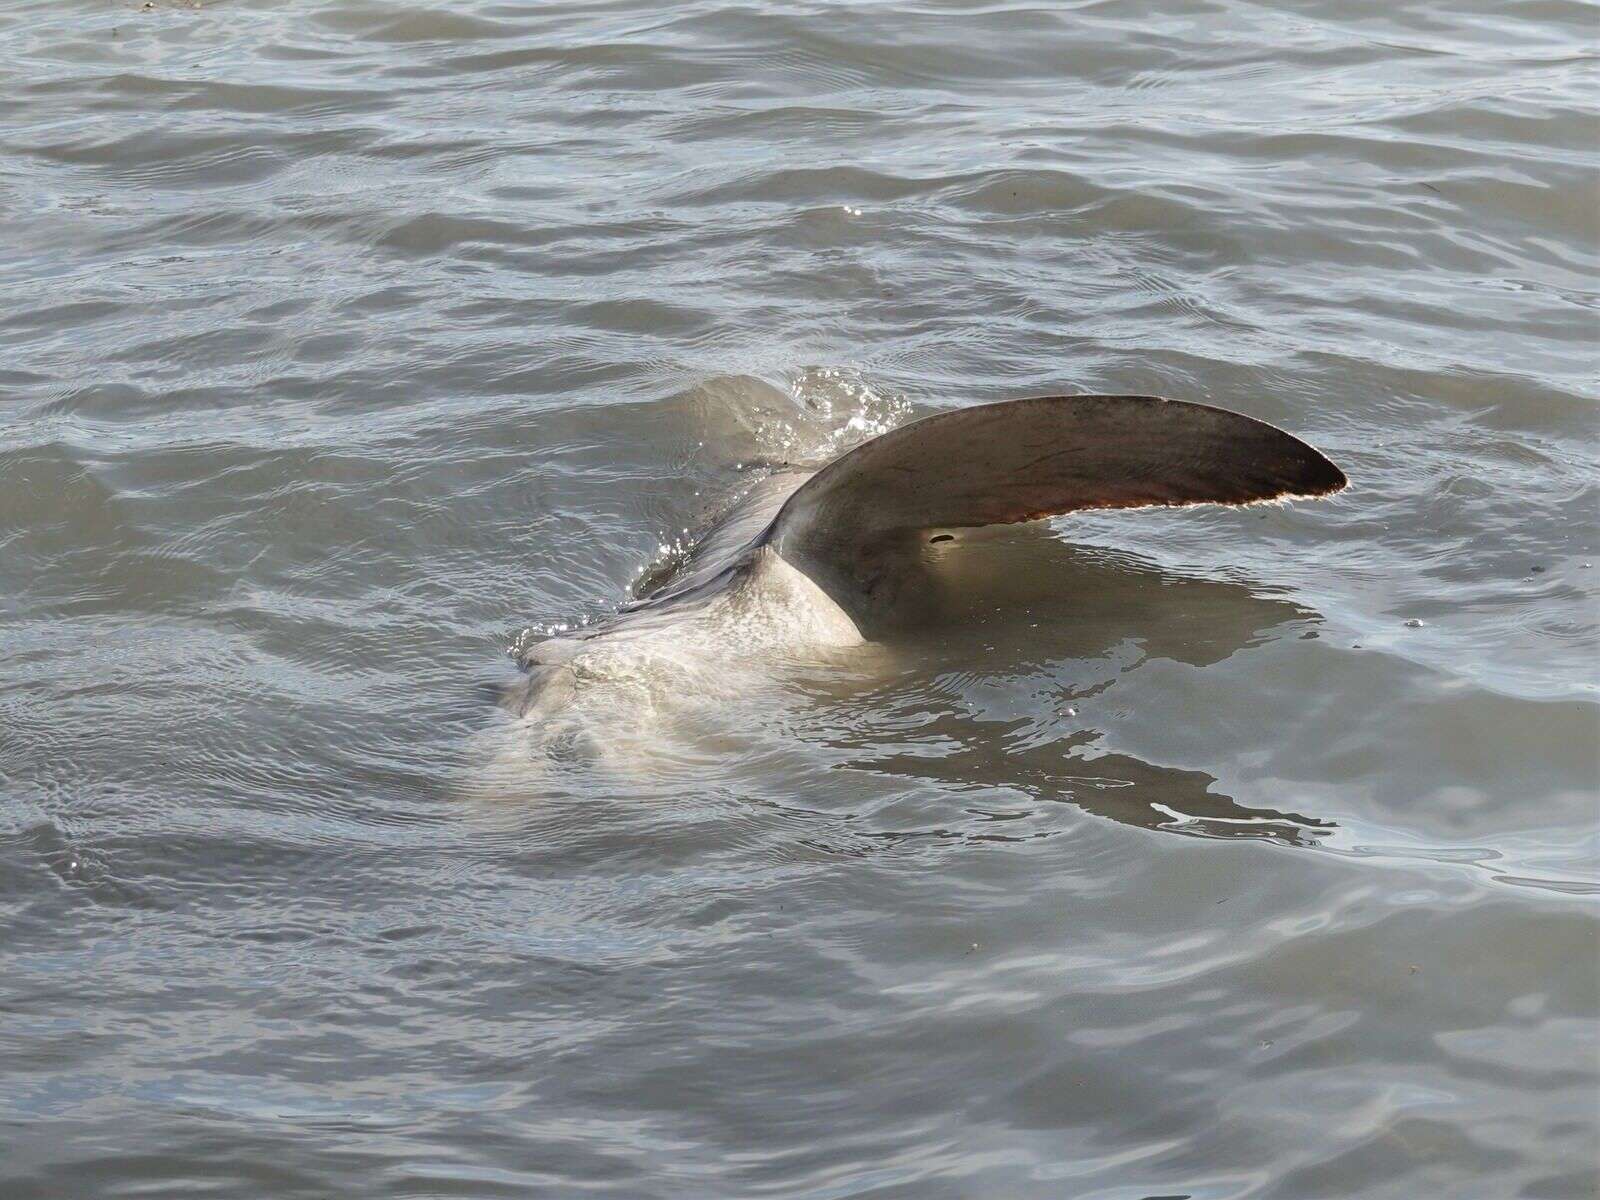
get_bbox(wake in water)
[476,370,905,793]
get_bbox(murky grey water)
[3,0,1597,1195]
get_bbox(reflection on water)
[858,737,1334,849]
[830,532,1338,846]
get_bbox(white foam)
[475,548,863,793]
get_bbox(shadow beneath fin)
[827,528,1336,848]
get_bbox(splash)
[784,365,913,462]
[621,367,913,603]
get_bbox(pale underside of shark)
[498,394,1347,752]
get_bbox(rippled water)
[3,0,1597,1195]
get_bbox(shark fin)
[764,394,1346,618]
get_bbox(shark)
[495,394,1346,766]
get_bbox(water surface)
[2,0,1597,1196]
